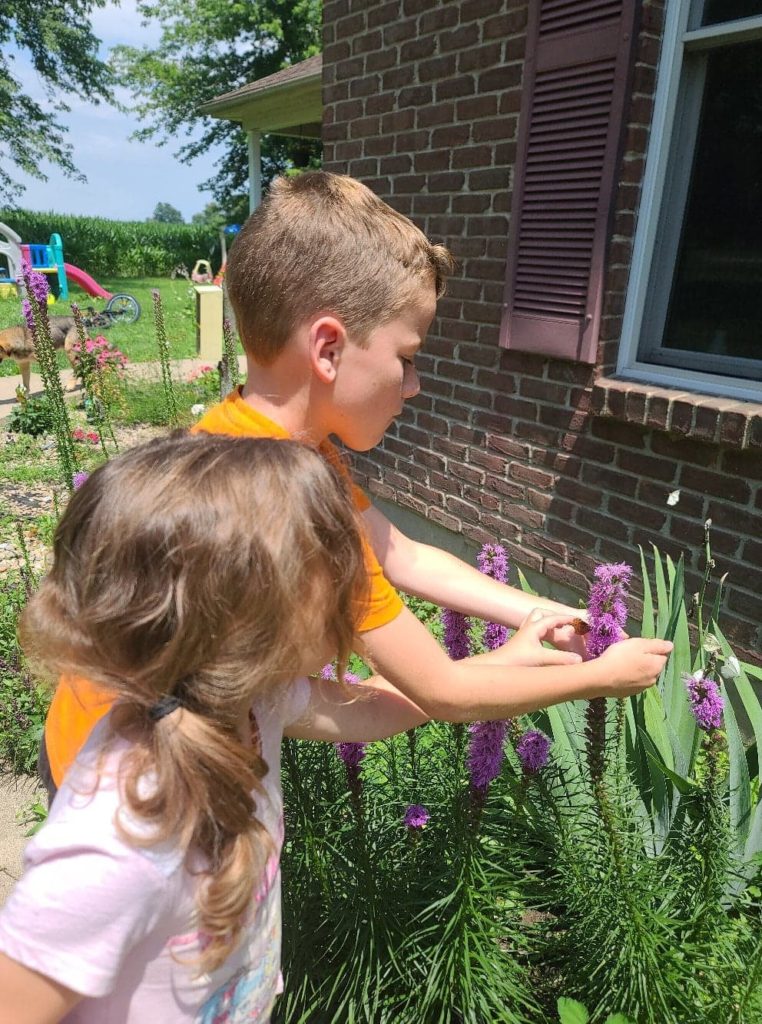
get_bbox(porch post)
[247,130,262,213]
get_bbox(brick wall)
[322,0,762,662]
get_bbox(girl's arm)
[0,952,81,1024]
[285,676,429,743]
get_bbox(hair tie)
[148,695,183,722]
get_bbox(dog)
[0,316,82,396]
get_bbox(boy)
[42,173,671,790]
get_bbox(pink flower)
[86,431,100,444]
[71,427,86,441]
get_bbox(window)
[619,1,762,401]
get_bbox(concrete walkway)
[0,355,247,419]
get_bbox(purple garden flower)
[477,543,510,649]
[477,543,509,583]
[467,719,508,792]
[336,742,367,769]
[515,729,551,775]
[22,261,50,306]
[21,299,35,332]
[442,608,471,660]
[403,804,430,829]
[72,471,89,490]
[586,562,632,658]
[684,671,724,732]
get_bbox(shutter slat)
[501,0,639,363]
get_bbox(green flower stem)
[23,281,78,490]
[152,289,179,427]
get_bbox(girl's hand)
[480,609,583,669]
[596,638,673,697]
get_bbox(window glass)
[701,0,762,26]
[660,40,762,376]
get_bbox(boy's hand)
[546,617,590,660]
[596,638,673,697]
[480,609,584,668]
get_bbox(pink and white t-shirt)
[0,679,310,1023]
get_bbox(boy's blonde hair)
[21,433,368,974]
[225,171,454,365]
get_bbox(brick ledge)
[591,376,762,449]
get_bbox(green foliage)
[151,202,184,224]
[0,2,114,201]
[7,395,55,436]
[111,0,322,211]
[557,999,634,1024]
[277,542,762,1023]
[0,211,219,279]
[0,567,50,775]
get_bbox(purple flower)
[442,608,471,660]
[684,671,724,732]
[483,620,509,651]
[72,471,89,490]
[336,742,367,768]
[21,298,34,332]
[467,719,508,791]
[515,729,551,774]
[404,804,430,829]
[477,543,510,650]
[477,543,509,583]
[22,261,49,306]
[321,664,360,685]
[586,561,632,658]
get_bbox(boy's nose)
[402,363,420,399]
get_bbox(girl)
[0,433,427,1023]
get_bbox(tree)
[0,2,115,202]
[112,0,322,214]
[151,201,184,223]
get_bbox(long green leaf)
[651,544,669,637]
[723,680,752,853]
[638,545,655,639]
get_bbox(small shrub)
[8,395,55,436]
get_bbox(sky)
[8,1,227,223]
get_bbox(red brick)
[509,463,556,489]
[680,466,751,505]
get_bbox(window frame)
[617,3,762,403]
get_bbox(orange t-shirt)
[43,389,403,787]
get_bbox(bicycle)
[82,293,141,328]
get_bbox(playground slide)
[63,263,113,301]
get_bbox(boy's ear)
[309,315,347,384]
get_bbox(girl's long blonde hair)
[21,433,368,972]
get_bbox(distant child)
[0,433,430,1023]
[40,172,673,796]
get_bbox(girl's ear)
[309,315,347,384]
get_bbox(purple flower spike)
[684,671,724,732]
[404,804,430,829]
[22,261,50,306]
[586,561,633,659]
[516,729,551,775]
[21,299,35,332]
[467,719,508,791]
[336,742,367,768]
[72,471,89,490]
[442,608,471,660]
[477,543,509,583]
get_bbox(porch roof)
[199,54,322,139]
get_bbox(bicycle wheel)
[106,293,141,324]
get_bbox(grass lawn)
[0,276,198,379]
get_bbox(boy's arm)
[0,952,81,1024]
[358,604,671,723]
[285,676,429,742]
[362,506,585,652]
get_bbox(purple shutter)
[500,0,640,363]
